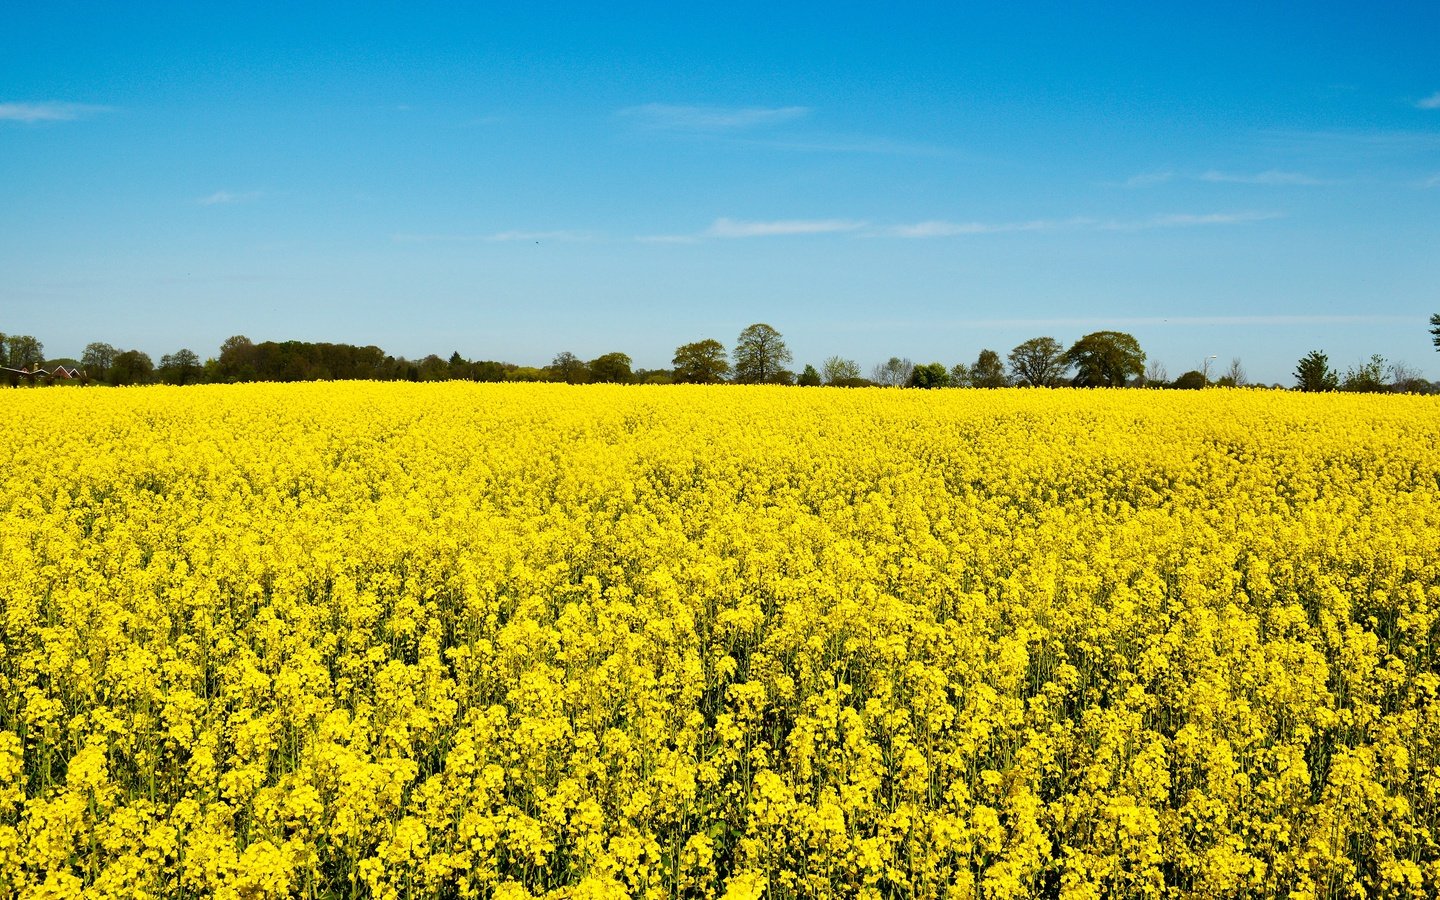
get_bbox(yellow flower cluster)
[1,382,1438,899]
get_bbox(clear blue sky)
[3,2,1438,384]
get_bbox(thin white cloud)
[0,101,109,122]
[1199,169,1326,186]
[1417,91,1440,110]
[706,217,866,238]
[887,218,1085,237]
[618,103,810,132]
[198,190,263,206]
[1123,171,1176,188]
[1420,174,1440,189]
[887,211,1280,237]
[1122,211,1283,228]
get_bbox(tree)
[1341,354,1388,393]
[548,351,590,384]
[672,339,731,384]
[949,363,971,387]
[1008,337,1068,387]
[1294,350,1338,392]
[971,349,1009,388]
[797,364,822,386]
[871,357,913,388]
[109,349,155,386]
[81,342,117,379]
[1065,331,1146,387]
[5,334,44,371]
[216,335,257,382]
[1431,313,1440,351]
[821,356,862,385]
[158,348,203,385]
[417,354,450,381]
[1143,360,1169,387]
[733,324,792,384]
[908,362,951,389]
[1171,370,1207,390]
[1218,357,1247,387]
[589,352,634,384]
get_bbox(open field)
[2,383,1439,899]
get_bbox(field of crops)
[1,383,1438,899]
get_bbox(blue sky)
[3,2,1438,384]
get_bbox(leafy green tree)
[971,349,1009,388]
[81,342,118,380]
[1171,370,1206,390]
[216,335,257,382]
[589,352,634,384]
[672,339,731,383]
[733,324,792,384]
[1431,313,1440,351]
[5,334,44,370]
[109,349,155,386]
[548,351,590,384]
[949,363,971,387]
[159,348,203,385]
[797,364,822,386]
[1294,350,1338,392]
[821,356,861,385]
[1008,336,1068,387]
[908,362,951,388]
[1065,331,1146,387]
[417,354,450,381]
[1341,354,1389,393]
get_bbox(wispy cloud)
[1417,91,1440,110]
[887,211,1280,237]
[706,217,866,238]
[1122,171,1176,188]
[1419,174,1440,189]
[1122,168,1325,188]
[618,103,810,132]
[198,190,263,206]
[392,230,595,244]
[1198,169,1327,186]
[0,101,109,122]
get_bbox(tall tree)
[797,364,822,386]
[548,351,590,384]
[1430,313,1440,351]
[1294,350,1338,392]
[158,348,202,385]
[672,339,731,383]
[589,352,634,384]
[971,349,1009,388]
[1007,336,1068,387]
[871,356,913,387]
[81,342,118,379]
[733,324,792,384]
[1341,354,1388,393]
[821,356,861,385]
[109,349,155,386]
[1065,331,1146,387]
[5,334,44,370]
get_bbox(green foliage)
[1341,354,1389,393]
[108,349,155,386]
[797,364,822,386]
[732,324,792,384]
[1008,336,1068,387]
[158,349,203,385]
[672,339,732,384]
[908,362,951,389]
[821,356,861,385]
[1171,370,1207,390]
[1431,313,1440,351]
[548,351,590,384]
[871,357,913,387]
[1065,331,1146,387]
[970,349,1009,388]
[1294,350,1339,392]
[588,352,634,384]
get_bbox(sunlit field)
[2,383,1438,899]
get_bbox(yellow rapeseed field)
[1,382,1439,900]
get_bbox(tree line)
[4,318,1439,392]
